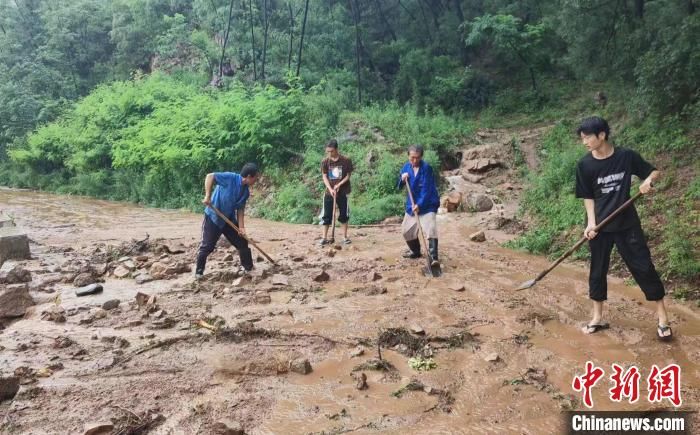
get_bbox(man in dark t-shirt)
[319,139,353,245]
[574,116,671,340]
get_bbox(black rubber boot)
[428,238,439,266]
[402,239,421,258]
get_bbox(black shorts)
[322,192,349,225]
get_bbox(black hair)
[325,139,338,149]
[576,116,610,140]
[407,144,424,156]
[240,163,259,178]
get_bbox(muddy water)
[1,187,699,434]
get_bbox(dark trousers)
[322,192,349,226]
[196,215,253,274]
[588,225,665,301]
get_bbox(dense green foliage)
[0,0,697,288]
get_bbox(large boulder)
[0,285,35,318]
[0,264,32,284]
[467,194,494,212]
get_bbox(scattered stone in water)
[75,283,103,297]
[469,231,486,242]
[289,358,312,375]
[102,299,120,311]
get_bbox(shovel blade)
[422,263,442,278]
[515,279,537,291]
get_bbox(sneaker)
[194,273,203,281]
[342,238,352,245]
[318,238,330,246]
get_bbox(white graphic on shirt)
[329,166,343,180]
[597,171,625,194]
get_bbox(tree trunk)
[218,0,236,81]
[349,0,362,104]
[287,2,294,69]
[634,0,644,18]
[688,0,695,14]
[248,0,257,80]
[416,0,433,42]
[373,0,397,41]
[261,0,270,80]
[296,0,309,76]
[452,0,468,64]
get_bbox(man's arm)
[322,173,335,196]
[334,173,351,191]
[583,198,597,239]
[639,170,660,194]
[202,173,215,205]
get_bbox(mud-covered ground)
[1,131,698,434]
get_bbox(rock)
[469,231,486,242]
[443,191,462,212]
[41,306,66,323]
[289,358,312,375]
[72,272,94,287]
[354,372,368,390]
[135,273,153,284]
[462,173,485,184]
[467,194,493,212]
[75,283,103,297]
[367,271,382,282]
[117,256,131,263]
[0,227,31,264]
[410,325,425,335]
[0,264,32,284]
[149,262,169,279]
[0,213,15,228]
[463,158,502,173]
[500,182,515,191]
[0,285,35,318]
[122,260,136,271]
[271,274,289,286]
[312,270,330,282]
[92,263,108,276]
[135,255,149,262]
[161,242,185,254]
[212,420,245,435]
[382,216,402,225]
[485,353,500,362]
[113,265,130,279]
[326,249,335,258]
[0,376,20,402]
[350,347,365,358]
[254,293,272,304]
[233,275,252,286]
[52,336,74,349]
[83,422,114,435]
[152,309,165,319]
[135,292,150,307]
[448,283,466,292]
[223,253,234,262]
[102,299,120,311]
[292,256,305,262]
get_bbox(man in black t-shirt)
[319,139,353,245]
[575,116,671,340]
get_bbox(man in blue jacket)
[195,163,259,279]
[397,145,440,266]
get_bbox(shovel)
[406,183,442,277]
[515,192,643,290]
[209,205,276,264]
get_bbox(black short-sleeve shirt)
[321,155,354,195]
[575,147,655,232]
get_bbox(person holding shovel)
[319,139,353,245]
[575,116,671,340]
[195,163,259,279]
[398,144,440,267]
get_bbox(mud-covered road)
[1,184,698,434]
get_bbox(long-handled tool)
[329,191,338,244]
[406,183,441,277]
[209,205,276,264]
[515,192,643,290]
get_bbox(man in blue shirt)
[195,163,259,278]
[397,145,440,267]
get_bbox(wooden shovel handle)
[209,205,276,264]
